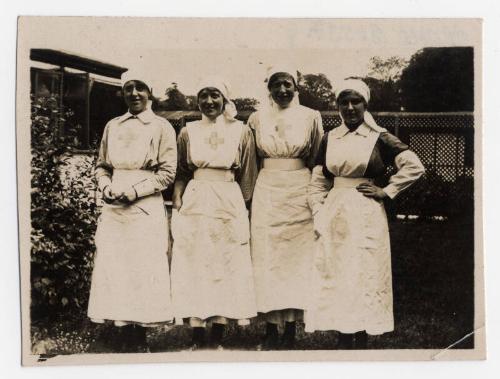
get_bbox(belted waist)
[263,158,305,171]
[193,168,235,182]
[334,177,373,188]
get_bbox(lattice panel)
[390,115,474,129]
[434,166,458,183]
[322,115,342,131]
[168,119,184,134]
[409,134,435,166]
[373,116,395,131]
[458,136,466,166]
[464,167,474,178]
[436,134,458,165]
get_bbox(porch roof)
[30,49,128,79]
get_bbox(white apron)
[251,168,313,313]
[88,121,173,324]
[251,106,317,314]
[305,128,394,335]
[171,119,257,322]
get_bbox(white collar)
[332,122,371,139]
[199,114,237,126]
[117,109,155,124]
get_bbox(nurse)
[248,66,323,349]
[306,79,425,349]
[171,78,258,350]
[88,72,177,352]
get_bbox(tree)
[185,95,198,111]
[233,97,259,112]
[360,56,409,111]
[362,77,402,112]
[155,82,190,111]
[400,47,474,112]
[298,73,335,111]
[368,56,408,82]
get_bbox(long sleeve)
[307,133,333,215]
[133,120,178,198]
[383,150,425,199]
[235,126,258,203]
[305,111,324,170]
[247,112,257,131]
[376,132,425,199]
[175,127,193,184]
[247,112,263,170]
[95,122,113,192]
[172,127,192,209]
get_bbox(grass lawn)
[30,217,475,355]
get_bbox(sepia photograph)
[15,16,484,365]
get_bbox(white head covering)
[262,64,300,110]
[335,79,370,104]
[121,70,153,91]
[265,64,299,86]
[334,78,383,131]
[121,70,154,111]
[196,76,237,121]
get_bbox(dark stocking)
[336,332,354,350]
[210,323,225,347]
[120,325,147,353]
[354,331,368,349]
[191,327,206,348]
[262,322,279,350]
[281,321,297,349]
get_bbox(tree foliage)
[154,83,193,111]
[298,73,336,111]
[233,97,259,112]
[400,47,474,112]
[368,56,408,82]
[356,56,409,111]
[31,94,98,321]
[362,77,402,112]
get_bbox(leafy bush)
[31,94,98,321]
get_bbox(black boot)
[119,325,148,353]
[91,324,117,353]
[258,322,279,350]
[336,332,354,350]
[354,331,368,349]
[210,323,225,350]
[132,325,148,352]
[190,327,206,350]
[119,325,136,353]
[281,321,296,349]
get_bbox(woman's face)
[268,73,296,108]
[338,90,367,127]
[198,87,225,120]
[122,80,150,114]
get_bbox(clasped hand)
[103,185,138,204]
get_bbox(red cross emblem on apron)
[205,131,225,150]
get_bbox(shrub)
[31,94,98,321]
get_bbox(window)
[31,67,126,150]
